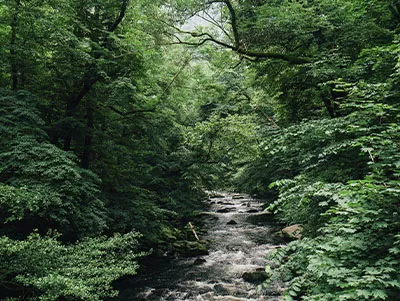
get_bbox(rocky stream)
[115,192,285,300]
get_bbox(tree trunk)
[55,0,129,150]
[63,80,95,151]
[81,100,94,169]
[323,98,336,118]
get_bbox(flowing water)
[115,192,284,300]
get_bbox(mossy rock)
[173,240,209,257]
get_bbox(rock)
[232,195,245,199]
[280,224,302,239]
[173,241,209,257]
[213,284,229,295]
[247,209,259,213]
[227,220,238,225]
[194,257,207,265]
[210,193,225,198]
[242,271,268,283]
[217,201,234,206]
[241,203,248,206]
[216,207,234,213]
[226,245,240,252]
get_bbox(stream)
[115,192,284,300]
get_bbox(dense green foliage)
[213,0,400,299]
[0,232,144,300]
[0,1,206,299]
[1,0,399,299]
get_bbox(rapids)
[116,192,284,300]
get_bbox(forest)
[0,0,399,300]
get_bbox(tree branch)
[106,105,155,117]
[108,0,129,32]
[201,10,232,41]
[223,0,240,49]
[161,58,191,98]
[169,37,309,64]
[166,0,310,64]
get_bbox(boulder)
[246,209,259,213]
[280,224,302,239]
[242,271,268,283]
[227,220,238,225]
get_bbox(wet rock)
[210,193,225,198]
[232,195,245,199]
[241,203,248,206]
[197,286,214,295]
[280,224,302,239]
[227,220,238,225]
[194,257,207,265]
[242,271,268,283]
[216,207,234,213]
[213,284,229,295]
[247,209,259,213]
[226,245,241,251]
[217,201,235,205]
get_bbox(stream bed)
[115,192,284,300]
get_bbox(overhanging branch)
[166,1,310,64]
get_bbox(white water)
[117,192,283,300]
